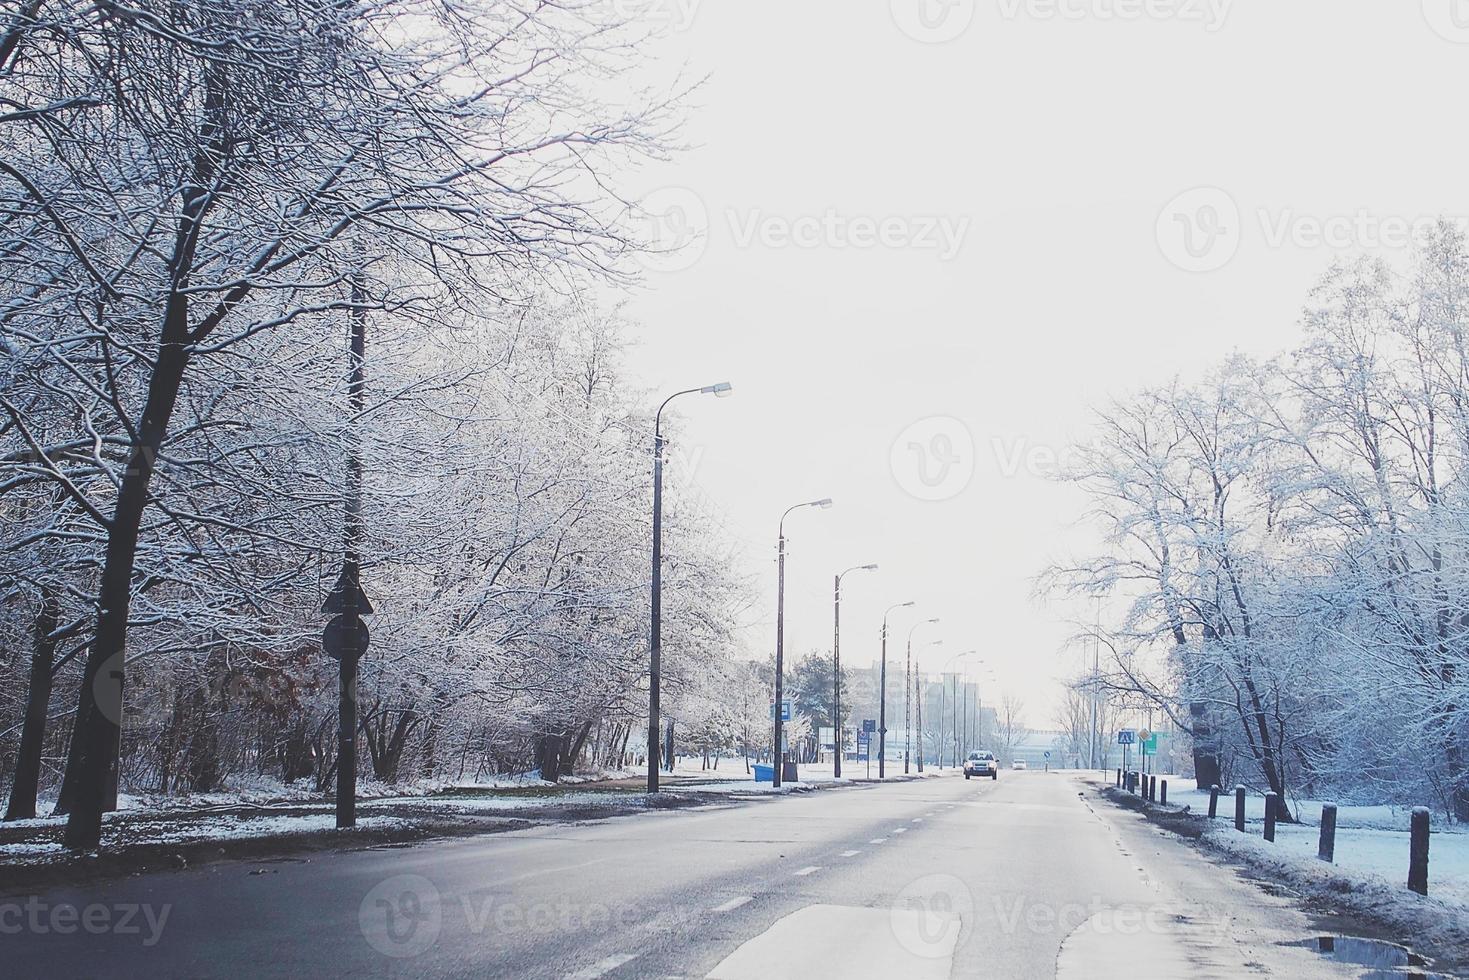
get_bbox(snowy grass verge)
[1199,822,1469,970]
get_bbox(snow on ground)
[1154,780,1469,906]
[1078,771,1469,911]
[0,815,411,864]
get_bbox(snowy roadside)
[0,764,888,890]
[1079,772,1469,975]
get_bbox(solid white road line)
[793,866,822,876]
[565,953,640,979]
[711,896,753,913]
[840,850,860,857]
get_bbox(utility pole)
[773,499,832,788]
[833,564,876,780]
[915,669,924,772]
[878,602,915,778]
[326,270,374,829]
[647,382,732,794]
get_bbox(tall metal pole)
[647,383,731,794]
[915,665,924,772]
[335,269,369,830]
[952,673,959,759]
[772,499,832,789]
[832,574,840,777]
[879,619,888,778]
[773,529,787,788]
[831,564,875,780]
[904,639,912,774]
[876,601,912,779]
[648,421,665,793]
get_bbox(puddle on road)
[1285,936,1448,978]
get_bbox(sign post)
[1117,729,1136,776]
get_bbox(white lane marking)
[911,817,924,823]
[711,896,753,913]
[892,827,907,834]
[565,953,640,979]
[706,904,957,980]
[793,865,822,876]
[840,849,860,857]
[869,837,888,844]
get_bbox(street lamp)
[648,382,732,793]
[905,618,939,773]
[914,638,943,772]
[773,497,833,789]
[941,649,975,766]
[878,601,915,778]
[833,563,877,779]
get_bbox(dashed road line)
[711,896,753,913]
[869,837,888,844]
[840,849,860,857]
[565,953,640,979]
[911,817,924,823]
[793,866,822,877]
[892,827,907,834]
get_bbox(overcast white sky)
[614,0,1469,727]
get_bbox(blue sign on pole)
[862,719,876,734]
[856,732,870,761]
[1117,729,1137,745]
[769,700,792,722]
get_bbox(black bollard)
[1116,768,1122,787]
[1208,784,1219,819]
[1409,807,1430,896]
[1234,785,1246,832]
[1264,792,1277,842]
[1149,775,1156,802]
[1318,804,1337,862]
[1160,779,1167,805]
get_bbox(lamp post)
[905,618,939,773]
[648,382,732,793]
[914,639,943,772]
[878,601,915,778]
[773,497,833,788]
[940,650,974,766]
[833,563,877,779]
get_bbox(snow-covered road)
[0,772,1400,978]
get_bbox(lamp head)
[814,498,834,509]
[862,563,879,571]
[702,382,734,397]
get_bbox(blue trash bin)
[753,764,774,783]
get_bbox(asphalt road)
[3,771,1367,978]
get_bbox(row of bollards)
[1209,785,1432,897]
[1119,770,1168,805]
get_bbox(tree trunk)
[63,273,196,849]
[564,719,593,777]
[4,592,60,821]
